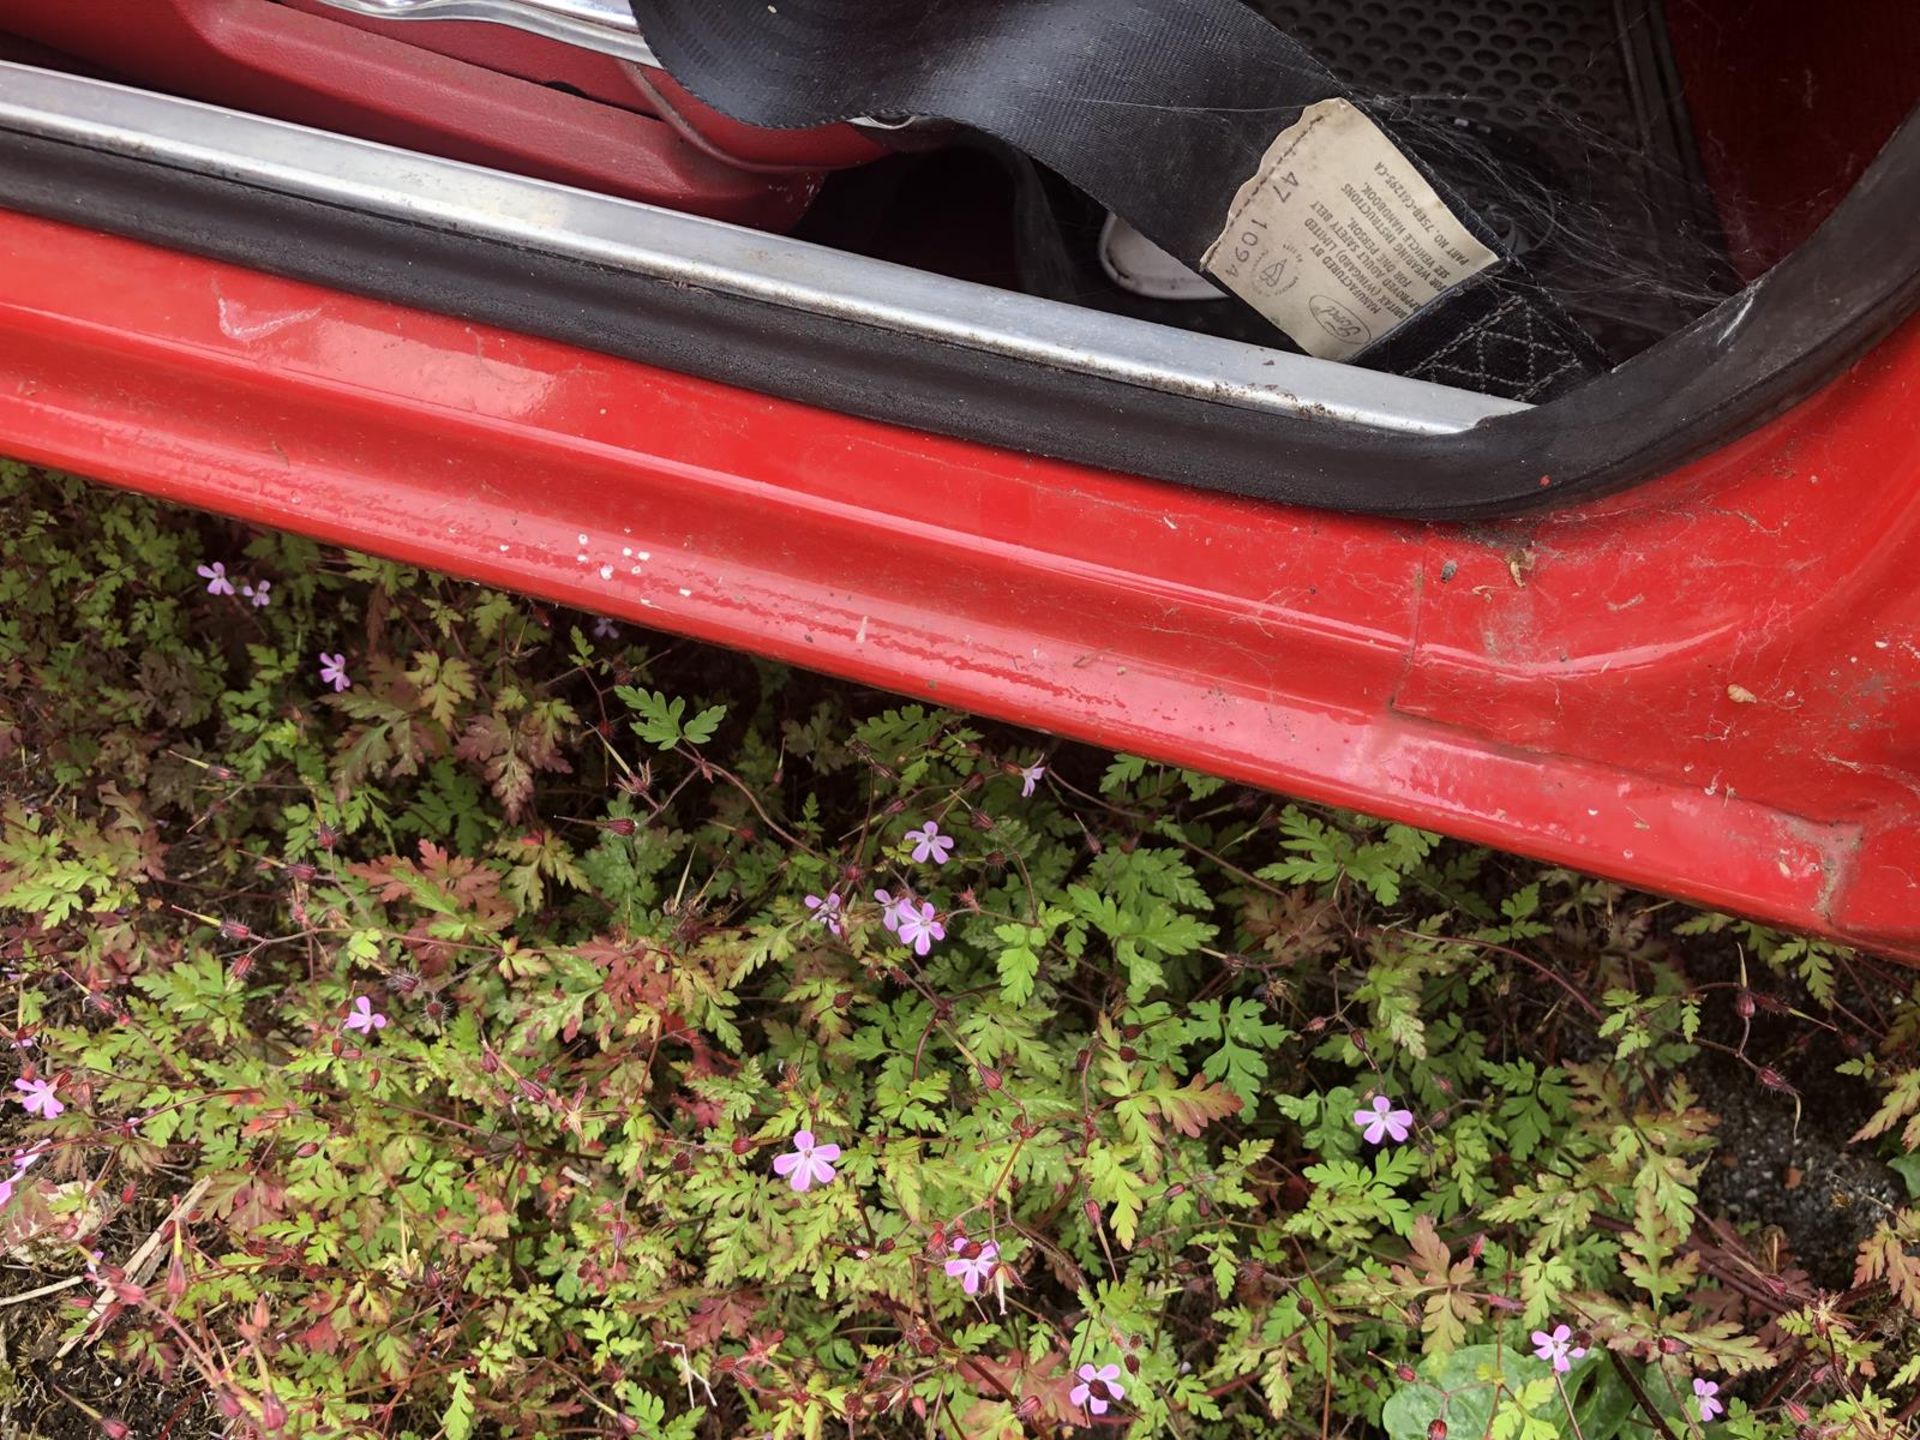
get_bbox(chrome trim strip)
[0,62,1527,434]
[311,0,659,68]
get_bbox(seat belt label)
[1201,99,1498,361]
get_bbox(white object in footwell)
[1098,214,1219,302]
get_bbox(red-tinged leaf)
[213,1177,287,1235]
[957,1350,1083,1430]
[683,1290,763,1350]
[1389,1216,1483,1356]
[1405,1214,1453,1283]
[457,710,574,820]
[296,1315,341,1355]
[1154,1077,1243,1137]
[672,1092,726,1128]
[1854,1216,1920,1317]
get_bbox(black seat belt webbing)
[626,0,1605,402]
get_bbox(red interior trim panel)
[0,0,824,222]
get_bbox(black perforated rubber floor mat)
[1245,0,1733,360]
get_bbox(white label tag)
[1200,99,1498,362]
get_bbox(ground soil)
[0,1108,212,1438]
[1683,944,1910,1293]
[1694,1052,1906,1291]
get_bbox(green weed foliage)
[0,458,1917,1438]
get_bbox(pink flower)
[896,902,946,957]
[1353,1094,1414,1145]
[1530,1324,1588,1372]
[0,1142,47,1209]
[1070,1362,1125,1417]
[1019,761,1046,798]
[344,996,388,1035]
[904,821,954,866]
[803,892,844,936]
[1692,1378,1722,1423]
[12,1077,62,1120]
[240,579,272,608]
[592,617,620,640]
[771,1129,841,1192]
[318,652,351,692]
[944,1236,1000,1295]
[873,888,914,933]
[196,561,235,597]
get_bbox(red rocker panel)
[2,212,1918,955]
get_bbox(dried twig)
[54,1176,210,1359]
[0,1273,85,1308]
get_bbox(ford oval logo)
[1309,295,1372,345]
